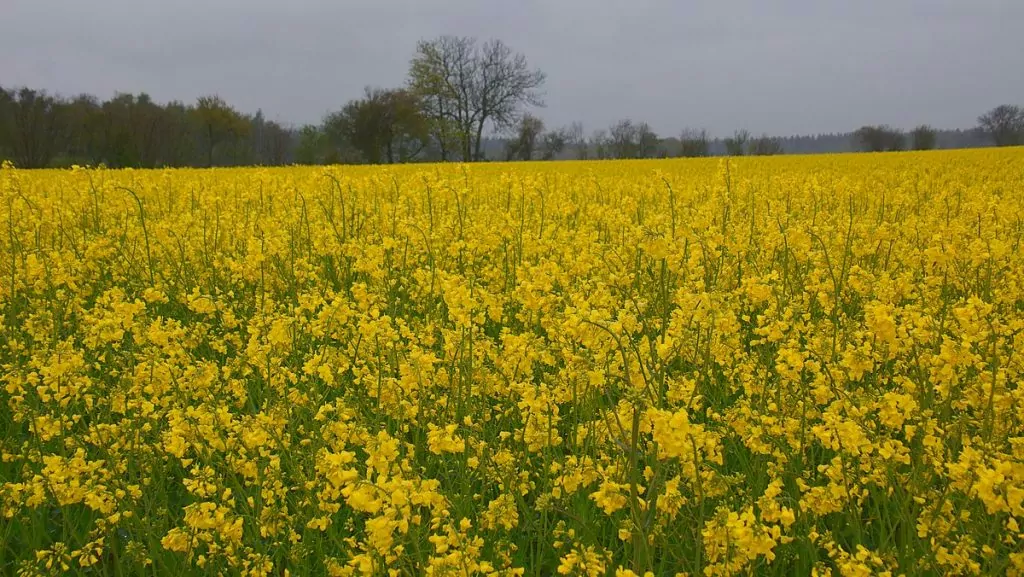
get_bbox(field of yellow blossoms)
[2,149,1024,576]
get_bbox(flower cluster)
[2,150,1024,575]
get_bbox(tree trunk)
[461,124,472,162]
[473,122,485,161]
[207,125,215,167]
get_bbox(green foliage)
[294,125,328,165]
[324,88,429,164]
[409,35,545,161]
[505,114,546,161]
[749,134,784,156]
[539,126,570,161]
[854,125,905,152]
[0,87,66,168]
[724,129,751,156]
[910,125,938,151]
[679,129,710,158]
[0,85,297,168]
[192,96,250,167]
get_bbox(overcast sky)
[2,0,1022,137]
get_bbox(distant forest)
[2,36,1022,168]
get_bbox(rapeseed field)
[2,150,1023,575]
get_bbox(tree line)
[2,35,1023,168]
[0,89,291,169]
[850,107,1024,153]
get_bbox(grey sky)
[2,0,1022,137]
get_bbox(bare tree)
[724,129,750,156]
[409,35,545,161]
[590,129,609,160]
[540,125,569,160]
[679,128,710,157]
[637,122,660,158]
[978,105,1024,147]
[475,40,547,160]
[910,125,938,150]
[749,134,783,156]
[608,119,640,159]
[604,120,660,159]
[504,113,545,160]
[407,36,471,161]
[566,121,587,159]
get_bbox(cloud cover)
[2,0,1021,136]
